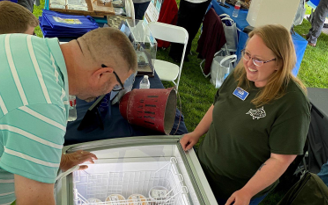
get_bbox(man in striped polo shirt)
[0,28,137,205]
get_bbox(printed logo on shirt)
[246,106,266,120]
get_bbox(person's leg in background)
[307,0,328,46]
[18,0,34,13]
[168,0,189,62]
[133,1,150,20]
[185,0,211,57]
[169,0,210,62]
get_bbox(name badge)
[233,87,249,101]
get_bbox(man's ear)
[90,66,114,86]
[25,26,36,35]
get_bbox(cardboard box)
[49,0,115,17]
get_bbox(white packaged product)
[127,194,148,205]
[106,194,126,205]
[87,198,102,204]
[50,0,66,9]
[149,186,168,202]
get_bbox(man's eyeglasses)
[241,49,276,67]
[101,64,124,92]
[112,71,125,91]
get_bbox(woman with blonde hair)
[180,24,311,205]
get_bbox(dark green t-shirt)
[197,74,311,200]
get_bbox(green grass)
[33,0,44,37]
[31,1,328,205]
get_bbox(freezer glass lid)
[67,143,202,205]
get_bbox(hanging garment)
[197,8,226,76]
[157,0,178,48]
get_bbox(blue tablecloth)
[210,0,249,30]
[209,0,308,76]
[292,33,308,76]
[64,72,188,145]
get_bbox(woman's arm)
[225,153,297,205]
[180,104,214,151]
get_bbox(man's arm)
[14,174,55,205]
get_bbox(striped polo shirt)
[0,34,69,205]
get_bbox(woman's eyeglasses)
[241,49,276,67]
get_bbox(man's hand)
[225,189,252,205]
[60,150,97,172]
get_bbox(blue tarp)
[40,9,98,38]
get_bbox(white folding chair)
[148,22,188,91]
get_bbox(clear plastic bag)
[210,50,237,88]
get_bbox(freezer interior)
[68,143,202,205]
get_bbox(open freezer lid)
[56,136,217,205]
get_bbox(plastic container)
[232,0,241,18]
[139,75,150,89]
[68,95,77,121]
[246,0,300,30]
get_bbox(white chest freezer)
[55,136,218,205]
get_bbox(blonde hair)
[234,24,307,107]
[0,1,39,34]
